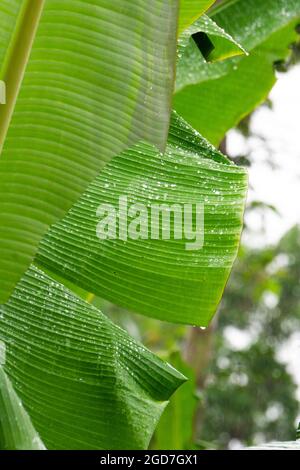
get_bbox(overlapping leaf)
[177,14,246,91]
[0,265,185,449]
[177,0,300,89]
[36,113,248,326]
[0,0,179,302]
[175,0,300,144]
[153,352,198,450]
[178,0,216,34]
[0,364,45,450]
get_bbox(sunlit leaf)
[0,0,179,302]
[0,0,22,65]
[178,0,216,34]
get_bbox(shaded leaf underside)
[154,352,198,450]
[0,1,23,65]
[175,0,300,144]
[0,365,45,450]
[176,13,246,91]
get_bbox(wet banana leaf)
[177,14,246,91]
[0,365,45,450]
[0,265,185,449]
[0,0,179,302]
[174,0,300,144]
[36,113,248,326]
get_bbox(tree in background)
[201,226,300,448]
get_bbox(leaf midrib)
[0,0,45,154]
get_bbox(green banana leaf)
[0,0,22,65]
[177,14,246,91]
[177,0,300,89]
[0,365,45,450]
[178,0,216,34]
[36,113,248,326]
[0,0,179,303]
[178,14,246,62]
[153,352,198,450]
[174,0,300,144]
[0,265,185,449]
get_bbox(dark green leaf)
[36,113,247,326]
[0,365,45,450]
[175,0,300,144]
[0,265,185,449]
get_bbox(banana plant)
[175,0,300,144]
[1,0,184,450]
[0,0,297,450]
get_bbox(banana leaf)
[36,113,248,326]
[178,0,216,34]
[0,0,23,65]
[0,265,185,449]
[0,0,179,302]
[0,365,45,450]
[174,0,300,144]
[177,14,246,91]
[153,352,198,450]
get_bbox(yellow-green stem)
[0,0,45,154]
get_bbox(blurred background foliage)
[95,219,300,449]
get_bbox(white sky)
[227,65,300,246]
